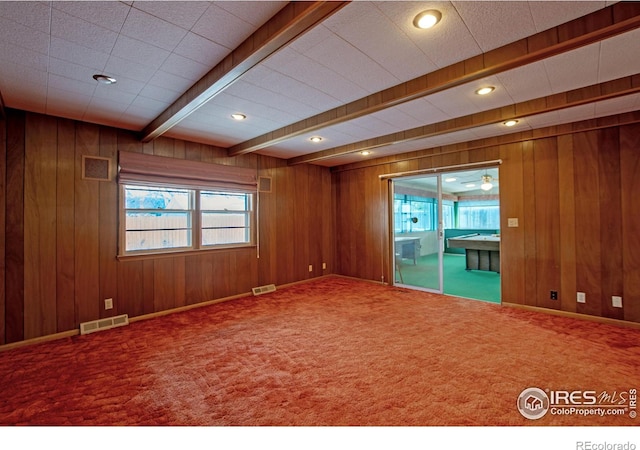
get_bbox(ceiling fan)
[460,173,499,191]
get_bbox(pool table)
[446,233,500,273]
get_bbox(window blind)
[118,151,257,192]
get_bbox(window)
[122,185,254,254]
[394,194,437,233]
[117,151,257,256]
[458,200,500,229]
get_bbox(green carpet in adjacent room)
[396,253,500,303]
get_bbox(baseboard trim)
[0,330,79,353]
[0,275,338,352]
[502,302,640,330]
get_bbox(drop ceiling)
[1,1,639,168]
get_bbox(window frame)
[118,183,256,258]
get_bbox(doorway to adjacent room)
[391,167,501,303]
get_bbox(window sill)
[116,245,256,262]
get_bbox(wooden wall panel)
[557,134,577,313]
[5,110,25,343]
[74,123,101,324]
[99,127,118,318]
[499,143,525,304]
[620,123,640,322]
[573,131,602,316]
[0,115,5,344]
[598,128,623,320]
[24,114,58,339]
[521,140,538,307]
[533,138,561,310]
[56,120,76,331]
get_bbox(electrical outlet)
[322,262,326,270]
[550,290,558,300]
[577,292,586,303]
[612,296,622,308]
[104,298,113,310]
[308,264,313,272]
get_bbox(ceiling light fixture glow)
[504,119,519,127]
[466,183,476,188]
[360,151,371,156]
[475,86,495,96]
[481,175,493,191]
[231,113,246,121]
[309,136,323,143]
[92,74,117,85]
[413,10,442,29]
[445,177,457,182]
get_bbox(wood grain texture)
[24,114,58,339]
[5,110,25,343]
[99,127,118,318]
[557,134,577,313]
[573,131,602,317]
[521,140,538,307]
[620,123,640,322]
[598,128,623,320]
[533,138,561,310]
[0,115,5,344]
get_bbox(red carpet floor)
[0,276,638,426]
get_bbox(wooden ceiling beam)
[140,1,348,143]
[229,2,640,157]
[287,75,640,165]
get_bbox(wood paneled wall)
[333,121,640,324]
[0,109,334,344]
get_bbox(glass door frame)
[390,174,444,294]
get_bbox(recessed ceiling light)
[231,113,246,121]
[360,151,371,156]
[309,136,323,143]
[92,74,117,85]
[413,10,442,29]
[445,177,457,182]
[503,119,519,127]
[475,86,495,96]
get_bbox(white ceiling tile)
[120,8,188,52]
[159,53,210,82]
[378,1,482,69]
[51,9,118,54]
[0,1,52,33]
[49,37,110,71]
[104,55,159,83]
[92,84,138,105]
[0,16,50,55]
[302,33,399,93]
[111,35,170,70]
[47,73,96,97]
[147,71,195,95]
[138,84,181,104]
[131,1,210,29]
[324,1,438,82]
[453,1,536,52]
[528,1,607,32]
[594,93,640,117]
[2,83,48,113]
[495,60,552,103]
[51,1,131,33]
[216,1,287,27]
[192,4,255,49]
[48,57,100,85]
[598,28,640,82]
[173,32,229,68]
[543,43,600,94]
[0,40,49,71]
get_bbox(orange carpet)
[0,276,638,426]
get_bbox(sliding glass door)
[392,175,443,293]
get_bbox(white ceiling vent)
[252,284,276,296]
[80,314,129,335]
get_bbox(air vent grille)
[80,314,129,335]
[252,284,276,296]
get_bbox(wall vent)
[252,284,276,296]
[82,155,112,181]
[80,314,129,335]
[258,176,272,193]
